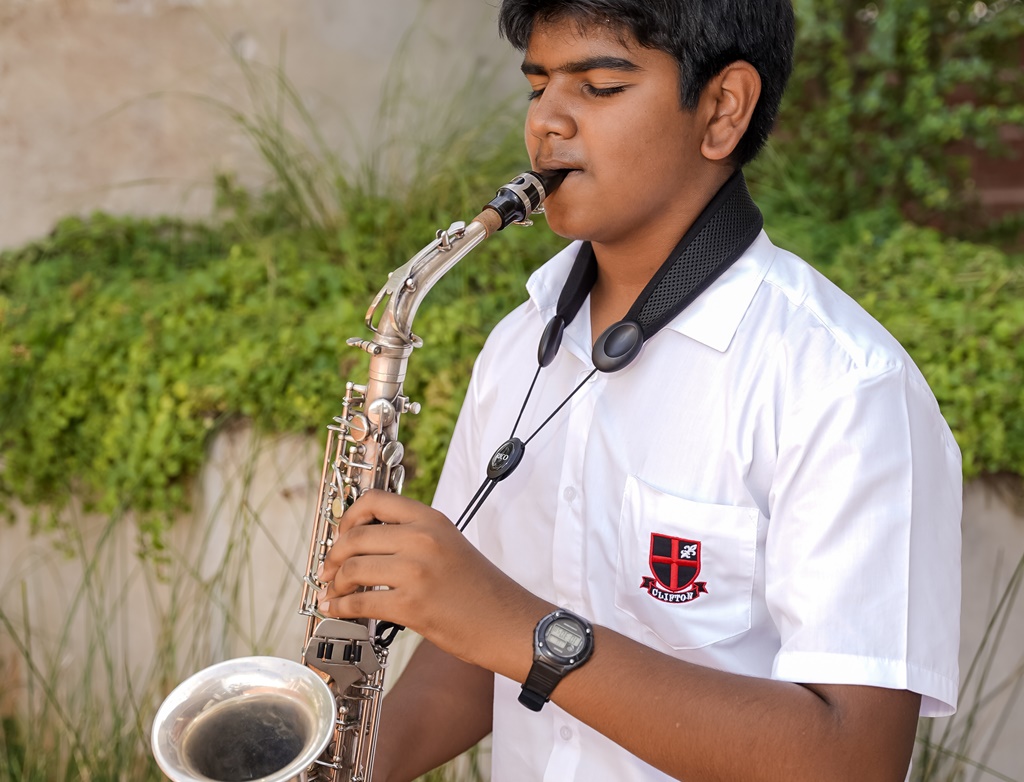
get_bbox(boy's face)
[522,18,714,250]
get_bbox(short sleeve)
[766,362,962,717]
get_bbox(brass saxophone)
[151,170,564,782]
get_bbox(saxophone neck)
[366,219,490,345]
[365,169,566,345]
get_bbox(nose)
[525,86,577,141]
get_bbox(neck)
[588,166,732,341]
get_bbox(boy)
[318,2,962,780]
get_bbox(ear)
[699,61,761,163]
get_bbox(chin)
[543,214,590,242]
[544,210,618,244]
[541,198,590,239]
[540,176,611,242]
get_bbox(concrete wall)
[1,425,1023,778]
[950,482,1024,779]
[0,0,521,249]
[2,0,1019,252]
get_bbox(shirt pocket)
[614,474,759,651]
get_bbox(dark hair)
[498,0,794,167]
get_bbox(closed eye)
[529,84,627,101]
[583,84,627,98]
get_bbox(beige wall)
[0,0,521,249]
[951,482,1024,778]
[2,424,1023,778]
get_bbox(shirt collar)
[526,230,777,355]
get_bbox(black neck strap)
[538,170,763,372]
[454,171,765,535]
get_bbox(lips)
[540,168,581,178]
[534,156,584,177]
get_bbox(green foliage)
[5,209,1021,546]
[748,143,907,264]
[0,213,357,550]
[0,17,567,549]
[824,223,1024,479]
[776,0,1024,222]
[0,162,567,550]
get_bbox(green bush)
[1,215,343,542]
[775,0,1024,223]
[824,223,1024,479]
[0,183,567,549]
[4,207,1021,548]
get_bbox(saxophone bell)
[151,656,336,782]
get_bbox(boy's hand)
[316,490,550,675]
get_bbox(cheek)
[621,118,697,201]
[592,125,676,206]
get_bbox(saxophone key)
[389,465,406,494]
[398,396,421,415]
[304,574,323,592]
[299,605,327,621]
[380,441,404,468]
[346,338,383,356]
[347,413,370,442]
[366,398,396,428]
[339,449,373,471]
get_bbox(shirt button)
[563,486,577,501]
[560,726,572,740]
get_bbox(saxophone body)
[151,171,562,782]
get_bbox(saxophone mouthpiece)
[535,168,569,197]
[476,169,566,235]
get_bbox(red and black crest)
[650,534,700,591]
[641,534,708,604]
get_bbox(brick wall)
[971,124,1024,218]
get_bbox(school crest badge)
[640,533,708,604]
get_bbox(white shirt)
[431,231,962,782]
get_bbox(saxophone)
[151,170,564,782]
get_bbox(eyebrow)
[520,55,641,77]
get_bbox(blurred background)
[1,0,1022,780]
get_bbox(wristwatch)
[519,609,594,712]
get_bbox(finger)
[321,551,398,602]
[319,586,395,624]
[319,520,404,585]
[317,495,399,587]
[337,489,434,533]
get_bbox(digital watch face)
[544,617,587,659]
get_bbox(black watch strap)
[518,659,563,712]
